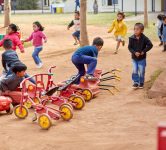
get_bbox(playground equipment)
[158,122,166,150]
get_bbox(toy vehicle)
[13,75,74,130]
[0,96,13,114]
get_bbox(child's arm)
[1,54,7,71]
[14,36,25,53]
[128,38,136,54]
[108,20,115,33]
[67,20,74,30]
[24,33,33,42]
[142,38,153,53]
[40,32,47,43]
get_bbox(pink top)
[25,30,47,47]
[0,32,24,52]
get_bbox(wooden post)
[80,0,89,46]
[144,0,148,28]
[4,0,11,27]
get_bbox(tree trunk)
[4,0,11,27]
[144,0,148,28]
[80,0,89,46]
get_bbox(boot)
[162,45,166,52]
[159,41,163,46]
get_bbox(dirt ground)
[0,24,166,150]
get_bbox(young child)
[23,21,47,68]
[156,14,163,46]
[108,12,127,54]
[0,24,24,53]
[161,16,166,52]
[1,39,35,84]
[128,23,153,89]
[0,63,27,92]
[67,11,80,45]
[72,37,104,84]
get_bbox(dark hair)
[117,11,125,19]
[33,21,44,31]
[157,14,163,20]
[134,23,144,30]
[3,39,13,49]
[75,11,80,16]
[8,23,19,32]
[163,15,166,21]
[12,63,27,74]
[92,37,104,46]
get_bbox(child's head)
[12,63,27,77]
[134,23,144,36]
[92,37,104,51]
[117,12,125,21]
[7,24,19,34]
[74,11,80,19]
[33,21,44,31]
[157,14,163,21]
[3,39,13,50]
[163,16,166,24]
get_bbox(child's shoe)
[114,50,118,54]
[73,42,78,45]
[36,63,43,68]
[132,83,139,89]
[122,41,125,46]
[139,83,144,89]
[85,74,98,81]
[159,42,163,46]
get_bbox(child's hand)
[135,52,140,57]
[67,27,70,30]
[141,52,144,55]
[21,40,24,44]
[21,50,25,53]
[44,39,47,43]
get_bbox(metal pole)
[113,0,115,12]
[41,0,44,14]
[165,0,166,14]
[122,0,123,11]
[135,0,137,16]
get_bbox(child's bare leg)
[115,41,121,54]
[73,35,78,45]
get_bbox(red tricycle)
[13,74,74,130]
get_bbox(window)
[108,0,118,6]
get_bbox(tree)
[144,0,148,27]
[80,0,89,46]
[4,0,11,27]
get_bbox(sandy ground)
[0,24,166,150]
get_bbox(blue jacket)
[73,46,98,58]
[162,24,166,42]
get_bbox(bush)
[15,0,39,10]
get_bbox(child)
[0,63,27,92]
[108,12,127,54]
[23,21,47,68]
[72,37,104,84]
[161,16,166,52]
[128,23,153,89]
[1,39,35,84]
[67,11,80,45]
[75,0,80,11]
[0,24,24,53]
[156,14,163,46]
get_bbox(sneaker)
[36,63,43,68]
[159,42,163,46]
[132,83,139,89]
[85,74,98,81]
[114,51,118,54]
[74,42,78,45]
[139,83,144,89]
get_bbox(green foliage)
[15,0,39,10]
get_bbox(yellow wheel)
[14,105,28,119]
[33,97,40,104]
[82,89,93,102]
[38,114,52,130]
[72,96,85,110]
[60,105,73,121]
[68,94,76,101]
[24,99,32,109]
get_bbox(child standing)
[108,12,127,54]
[161,16,166,52]
[67,11,80,45]
[72,37,104,84]
[0,24,24,53]
[156,14,163,46]
[23,21,47,68]
[128,23,153,89]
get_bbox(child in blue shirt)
[72,37,104,84]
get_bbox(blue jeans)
[132,59,146,84]
[32,46,43,65]
[72,55,97,84]
[75,3,80,11]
